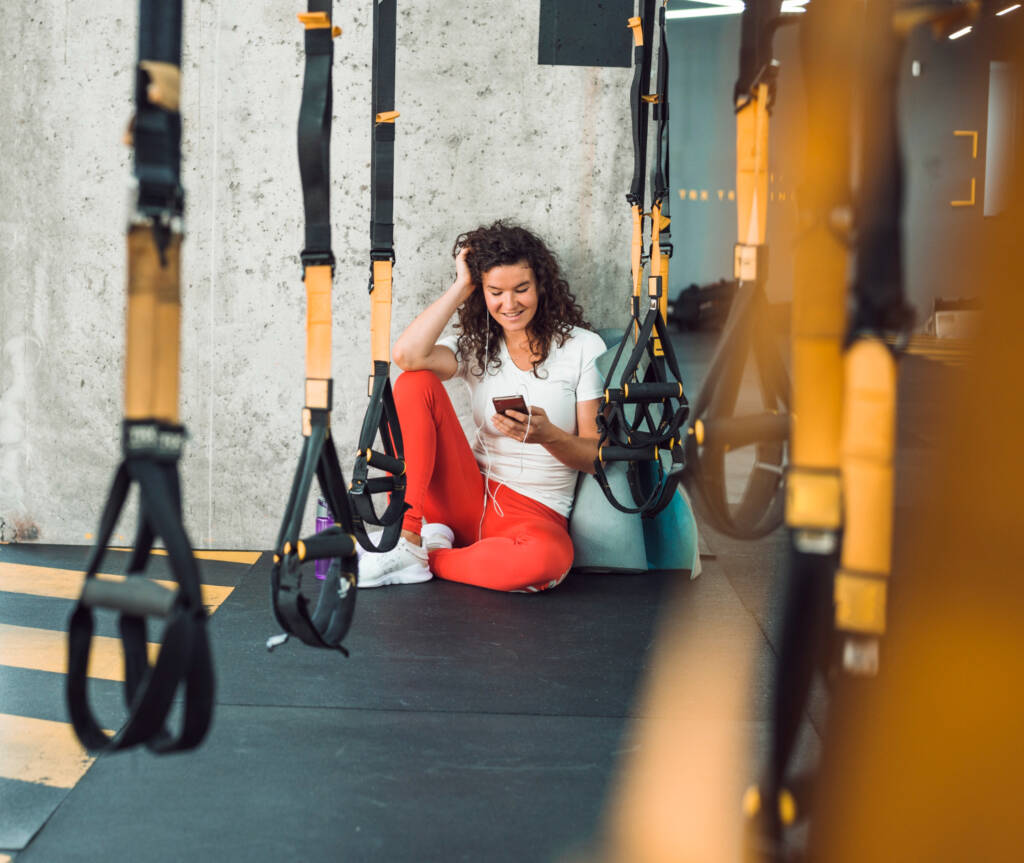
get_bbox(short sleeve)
[575,330,607,402]
[436,333,466,378]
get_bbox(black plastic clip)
[300,248,336,275]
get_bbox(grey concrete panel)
[1,1,635,548]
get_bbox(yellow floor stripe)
[0,623,157,681]
[0,713,98,789]
[108,548,262,565]
[0,562,233,613]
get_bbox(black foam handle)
[360,450,404,476]
[617,381,684,403]
[599,445,659,463]
[299,526,356,562]
[698,412,789,450]
[363,477,398,494]
[80,576,176,618]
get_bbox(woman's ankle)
[401,529,422,547]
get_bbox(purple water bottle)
[314,497,333,580]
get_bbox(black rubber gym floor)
[0,332,957,861]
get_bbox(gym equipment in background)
[594,0,691,519]
[348,0,410,554]
[268,0,362,654]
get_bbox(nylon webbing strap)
[67,0,213,755]
[298,0,336,268]
[134,0,183,223]
[370,0,397,259]
[268,1,359,653]
[655,0,671,252]
[627,0,655,209]
[649,1,669,218]
[270,409,359,653]
[734,0,782,110]
[849,0,911,336]
[68,425,212,753]
[649,0,671,356]
[350,0,408,553]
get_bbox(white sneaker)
[357,537,432,588]
[355,529,385,560]
[421,523,455,551]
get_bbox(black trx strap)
[652,1,672,266]
[268,1,359,654]
[67,0,214,754]
[748,0,920,853]
[349,0,409,553]
[681,0,790,541]
[594,0,690,518]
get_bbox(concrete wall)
[0,1,636,547]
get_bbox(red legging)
[393,370,574,592]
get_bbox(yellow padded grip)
[834,571,888,635]
[370,259,393,364]
[735,85,769,249]
[630,204,644,300]
[840,339,897,578]
[305,265,332,381]
[650,203,662,267]
[152,235,182,424]
[785,469,842,532]
[124,227,159,420]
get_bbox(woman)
[358,221,607,592]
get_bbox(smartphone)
[492,394,529,417]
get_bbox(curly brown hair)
[451,221,591,377]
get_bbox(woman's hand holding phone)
[491,397,557,445]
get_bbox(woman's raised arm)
[392,247,474,379]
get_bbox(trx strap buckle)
[734,243,768,283]
[370,247,396,263]
[300,249,336,272]
[123,420,186,460]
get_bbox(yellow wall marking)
[951,177,976,207]
[0,623,158,681]
[107,548,261,565]
[952,129,978,206]
[0,713,105,789]
[0,563,233,613]
[728,190,735,200]
[688,189,697,200]
[954,129,978,158]
[699,190,708,201]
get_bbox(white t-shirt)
[437,326,607,517]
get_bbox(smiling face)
[481,259,539,339]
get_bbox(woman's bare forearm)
[541,428,600,474]
[393,280,472,368]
